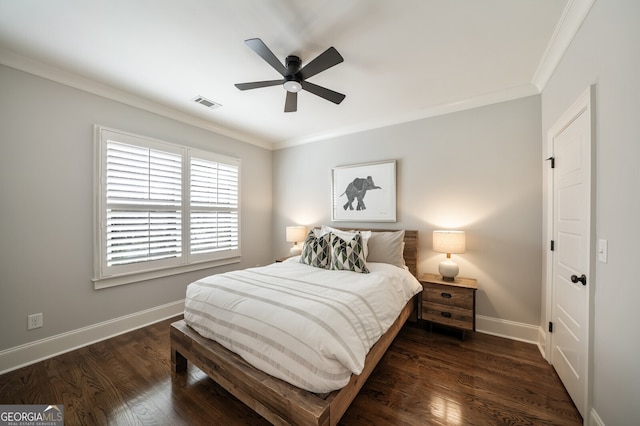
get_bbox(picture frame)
[332,160,396,222]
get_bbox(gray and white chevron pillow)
[329,232,369,274]
[300,230,331,269]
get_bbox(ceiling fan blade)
[284,91,297,112]
[299,47,344,80]
[244,38,288,77]
[235,79,284,90]
[302,81,345,105]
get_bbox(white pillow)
[367,230,406,268]
[320,225,371,259]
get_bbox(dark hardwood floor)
[0,316,581,425]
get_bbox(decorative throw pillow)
[300,230,330,269]
[320,225,371,259]
[329,232,369,273]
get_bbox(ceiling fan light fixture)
[283,80,302,93]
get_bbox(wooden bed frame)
[171,229,418,425]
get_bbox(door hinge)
[550,240,555,251]
[546,156,555,168]
[548,322,553,333]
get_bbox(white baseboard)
[537,326,548,360]
[476,315,541,345]
[0,299,185,375]
[0,308,555,376]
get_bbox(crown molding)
[3,0,594,154]
[0,46,273,150]
[532,0,597,91]
[274,83,540,150]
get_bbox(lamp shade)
[433,230,466,254]
[286,226,307,243]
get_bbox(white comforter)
[184,257,422,393]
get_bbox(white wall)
[541,1,640,423]
[0,65,272,356]
[273,95,543,334]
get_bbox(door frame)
[543,85,596,421]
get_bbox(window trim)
[93,125,241,289]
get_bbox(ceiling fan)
[235,38,346,112]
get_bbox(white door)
[548,88,593,418]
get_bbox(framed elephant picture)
[331,160,396,222]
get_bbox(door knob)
[571,274,587,285]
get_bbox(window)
[94,126,240,288]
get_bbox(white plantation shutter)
[104,140,183,272]
[106,142,182,206]
[95,127,241,285]
[190,157,240,257]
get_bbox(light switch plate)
[598,239,608,263]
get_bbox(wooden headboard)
[335,228,418,278]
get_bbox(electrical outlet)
[28,313,43,330]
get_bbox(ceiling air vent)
[192,96,221,110]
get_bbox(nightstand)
[275,256,292,263]
[419,273,477,339]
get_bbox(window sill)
[93,257,241,290]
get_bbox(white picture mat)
[332,160,396,222]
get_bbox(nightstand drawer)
[422,284,473,309]
[418,274,478,337]
[421,302,474,331]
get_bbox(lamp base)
[290,244,302,256]
[438,259,459,281]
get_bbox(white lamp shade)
[286,226,307,243]
[433,230,466,254]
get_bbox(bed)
[171,228,419,425]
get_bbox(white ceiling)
[0,0,586,149]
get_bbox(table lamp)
[433,230,466,281]
[286,226,307,256]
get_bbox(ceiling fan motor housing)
[286,55,301,74]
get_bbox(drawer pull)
[440,312,452,318]
[441,292,452,299]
